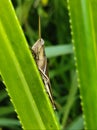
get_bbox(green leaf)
[45,44,73,58]
[0,0,60,129]
[66,116,84,130]
[0,118,20,127]
[0,106,14,116]
[0,89,8,102]
[68,0,97,129]
[16,0,34,24]
[62,71,78,128]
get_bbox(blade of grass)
[0,89,8,102]
[0,118,20,127]
[45,44,73,58]
[65,115,84,130]
[16,0,34,24]
[62,71,78,129]
[0,106,14,116]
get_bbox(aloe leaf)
[67,0,97,129]
[0,0,60,129]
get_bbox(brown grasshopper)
[31,38,56,110]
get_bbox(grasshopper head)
[31,38,45,60]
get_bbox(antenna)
[39,16,41,40]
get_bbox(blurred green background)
[0,0,83,129]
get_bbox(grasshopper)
[31,38,56,110]
[31,16,56,109]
